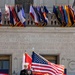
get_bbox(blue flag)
[43,6,49,14]
[9,9,14,26]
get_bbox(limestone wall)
[0,27,75,75]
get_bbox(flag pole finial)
[32,47,34,52]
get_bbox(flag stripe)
[32,63,58,75]
[32,52,64,75]
[32,63,63,75]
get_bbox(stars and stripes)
[31,52,65,75]
[0,69,9,75]
[22,51,65,75]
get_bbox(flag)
[63,7,68,25]
[16,5,26,27]
[5,4,10,21]
[9,6,14,26]
[17,8,25,24]
[22,52,32,70]
[69,6,75,23]
[53,5,62,24]
[25,53,32,70]
[0,9,2,26]
[43,6,49,24]
[0,69,9,75]
[64,5,72,27]
[33,6,46,26]
[29,5,39,24]
[32,51,64,75]
[21,7,26,26]
[43,6,49,14]
[59,6,66,26]
[29,5,34,20]
[22,53,25,69]
[11,6,24,27]
[56,6,62,25]
[5,4,10,15]
[68,5,74,25]
[0,73,8,75]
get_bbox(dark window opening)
[15,0,33,13]
[0,55,12,75]
[0,60,9,69]
[41,55,59,64]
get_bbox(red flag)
[25,53,32,70]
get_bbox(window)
[0,60,9,69]
[0,55,12,75]
[41,55,59,64]
[15,0,33,13]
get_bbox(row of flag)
[1,4,75,27]
[0,4,49,27]
[23,51,66,75]
[53,5,75,27]
[29,5,49,27]
[5,4,26,27]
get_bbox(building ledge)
[0,27,75,33]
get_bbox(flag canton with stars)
[32,52,48,64]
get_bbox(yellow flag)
[64,5,72,27]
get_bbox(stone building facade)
[0,0,75,75]
[0,27,75,75]
[0,0,74,12]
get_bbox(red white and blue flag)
[31,51,64,75]
[0,73,8,75]
[0,70,9,75]
[29,5,39,24]
[16,5,26,27]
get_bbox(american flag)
[31,51,64,75]
[0,69,9,75]
[0,74,8,75]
